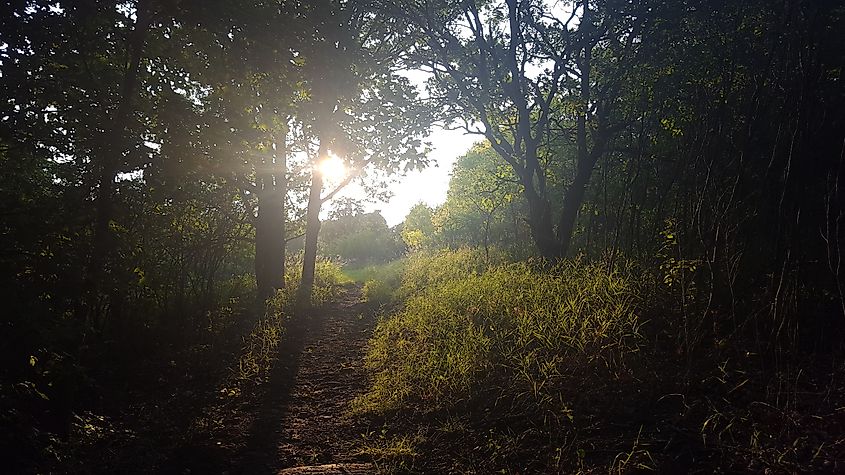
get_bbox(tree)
[434,142,525,258]
[402,202,436,251]
[320,204,403,265]
[295,0,432,305]
[383,0,643,258]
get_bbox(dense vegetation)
[2,0,844,472]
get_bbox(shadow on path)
[233,285,376,474]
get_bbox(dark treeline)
[1,0,844,472]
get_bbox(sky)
[324,66,482,227]
[329,124,480,227]
[373,127,478,226]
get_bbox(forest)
[1,0,844,473]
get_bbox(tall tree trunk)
[255,128,288,301]
[556,0,594,258]
[83,0,153,324]
[255,191,284,301]
[278,132,287,289]
[557,151,598,257]
[522,175,559,259]
[298,140,328,307]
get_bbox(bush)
[362,279,395,306]
[396,247,504,300]
[355,255,642,422]
[279,255,349,308]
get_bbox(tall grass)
[234,257,348,384]
[354,253,642,425]
[343,258,406,284]
[395,248,505,300]
[280,256,350,307]
[343,259,407,306]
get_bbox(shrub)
[396,247,504,300]
[362,279,396,307]
[355,255,642,422]
[279,255,349,308]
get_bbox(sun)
[317,151,347,183]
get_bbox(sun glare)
[317,152,347,183]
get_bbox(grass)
[342,258,406,283]
[350,249,845,472]
[235,293,287,383]
[343,258,407,306]
[353,252,642,419]
[356,428,422,473]
[281,256,350,307]
[233,257,349,385]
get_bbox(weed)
[354,253,642,420]
[356,428,421,472]
[235,291,287,383]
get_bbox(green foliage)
[400,203,436,251]
[355,251,642,418]
[657,219,700,294]
[362,279,395,307]
[236,294,287,383]
[281,255,349,308]
[320,210,404,265]
[432,142,530,255]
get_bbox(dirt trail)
[233,285,378,474]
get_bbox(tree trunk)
[557,152,598,257]
[523,181,559,259]
[278,132,287,289]
[83,1,153,324]
[298,141,328,307]
[255,190,285,301]
[255,128,287,302]
[556,0,594,258]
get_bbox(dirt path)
[232,285,378,474]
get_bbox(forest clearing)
[2,0,845,473]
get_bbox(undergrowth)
[353,253,642,421]
[233,257,348,386]
[343,259,406,307]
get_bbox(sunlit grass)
[341,259,404,282]
[353,251,642,417]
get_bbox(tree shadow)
[231,307,328,474]
[159,305,327,475]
